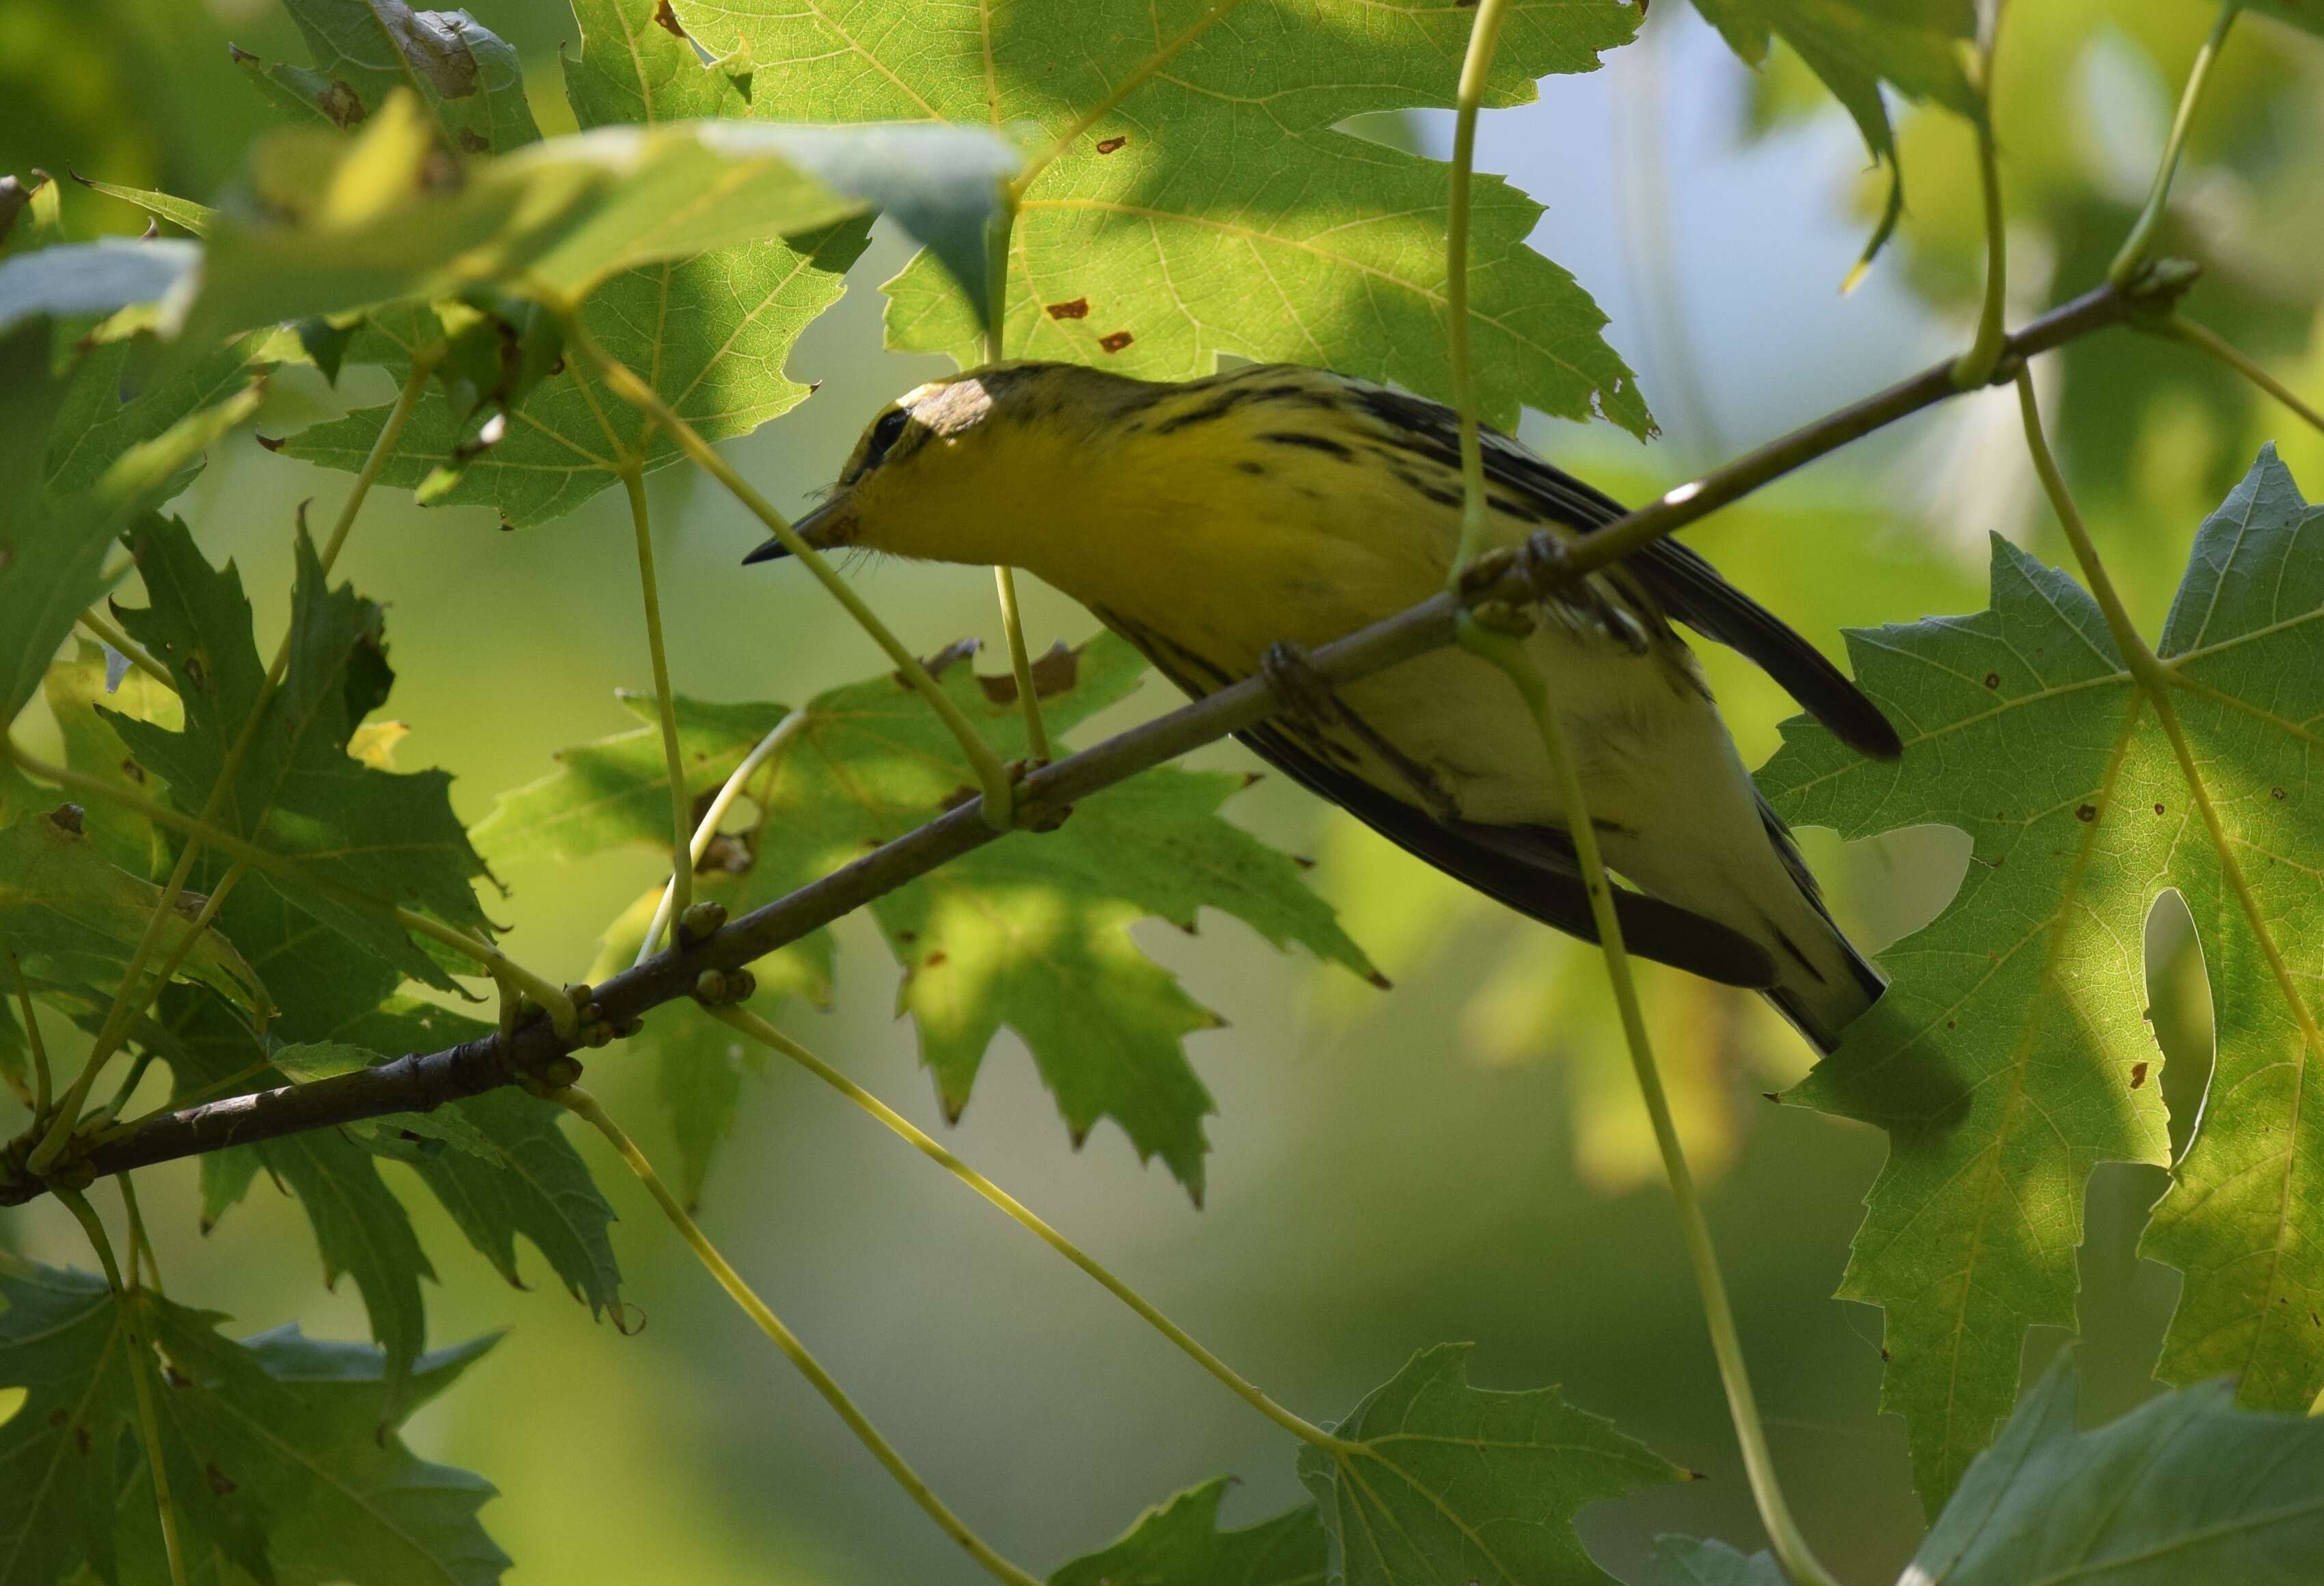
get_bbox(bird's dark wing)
[1347,383,1903,762]
[1235,721,1779,990]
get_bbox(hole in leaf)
[2144,889,2213,1163]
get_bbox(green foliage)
[482,634,1374,1200]
[0,239,198,336]
[104,518,493,992]
[1297,1344,1688,1585]
[1760,447,2324,1509]
[0,1257,506,1586]
[0,318,263,725]
[663,0,1649,432]
[238,0,542,153]
[1049,1479,1325,1586]
[0,808,266,1018]
[258,1,1016,524]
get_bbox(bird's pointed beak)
[743,495,853,566]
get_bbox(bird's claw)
[1260,641,1340,727]
[1517,530,1576,599]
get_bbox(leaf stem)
[2013,370,2324,1072]
[637,711,809,966]
[1456,617,1842,1586]
[976,213,1055,770]
[620,467,695,936]
[710,1007,1348,1452]
[2109,1,2241,287]
[117,1172,163,1295]
[6,947,52,1117]
[1950,12,2011,389]
[555,1085,1043,1586]
[1444,0,1513,585]
[561,316,1019,830]
[2151,314,2324,438]
[74,609,173,691]
[57,1187,188,1586]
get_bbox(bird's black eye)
[861,406,913,473]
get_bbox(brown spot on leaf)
[73,1426,89,1455]
[48,803,83,835]
[182,654,206,690]
[456,128,490,154]
[2075,803,2096,822]
[2130,1061,2149,1089]
[48,1408,68,1428]
[923,951,947,969]
[120,757,146,783]
[318,80,368,128]
[652,0,689,36]
[1095,135,1126,154]
[894,929,916,944]
[205,1463,237,1495]
[2154,802,2166,816]
[1982,671,2000,690]
[2273,787,2288,800]
[1045,297,1090,320]
[1098,330,1134,353]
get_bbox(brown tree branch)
[0,262,2196,1208]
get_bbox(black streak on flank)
[1236,460,1267,475]
[1260,432,1355,460]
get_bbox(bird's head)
[745,362,1146,571]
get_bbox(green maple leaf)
[478,634,1374,1200]
[1296,1344,1687,1585]
[103,518,494,994]
[1689,0,1980,271]
[0,317,264,727]
[1758,447,2324,1510]
[1051,1479,1325,1586]
[0,1257,506,1586]
[260,0,863,526]
[41,641,180,878]
[672,0,1650,434]
[0,807,267,1020]
[1905,1350,2324,1584]
[1647,1537,1783,1586]
[232,0,542,154]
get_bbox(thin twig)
[1443,0,1512,583]
[555,1086,1043,1586]
[1951,8,2011,389]
[621,467,695,934]
[6,947,52,1117]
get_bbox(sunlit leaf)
[1050,1478,1325,1586]
[676,0,1651,433]
[480,634,1373,1199]
[1295,1343,1687,1585]
[1758,447,2324,1510]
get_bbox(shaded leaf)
[681,0,1651,432]
[1295,1344,1687,1585]
[1051,1478,1325,1586]
[0,319,262,726]
[1758,447,2324,1508]
[0,240,199,337]
[1909,1350,2324,1585]
[0,809,266,1017]
[0,1257,508,1586]
[103,518,494,993]
[1647,1538,1783,1586]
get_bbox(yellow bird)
[749,362,1900,1053]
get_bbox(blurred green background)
[5,1,2322,1581]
